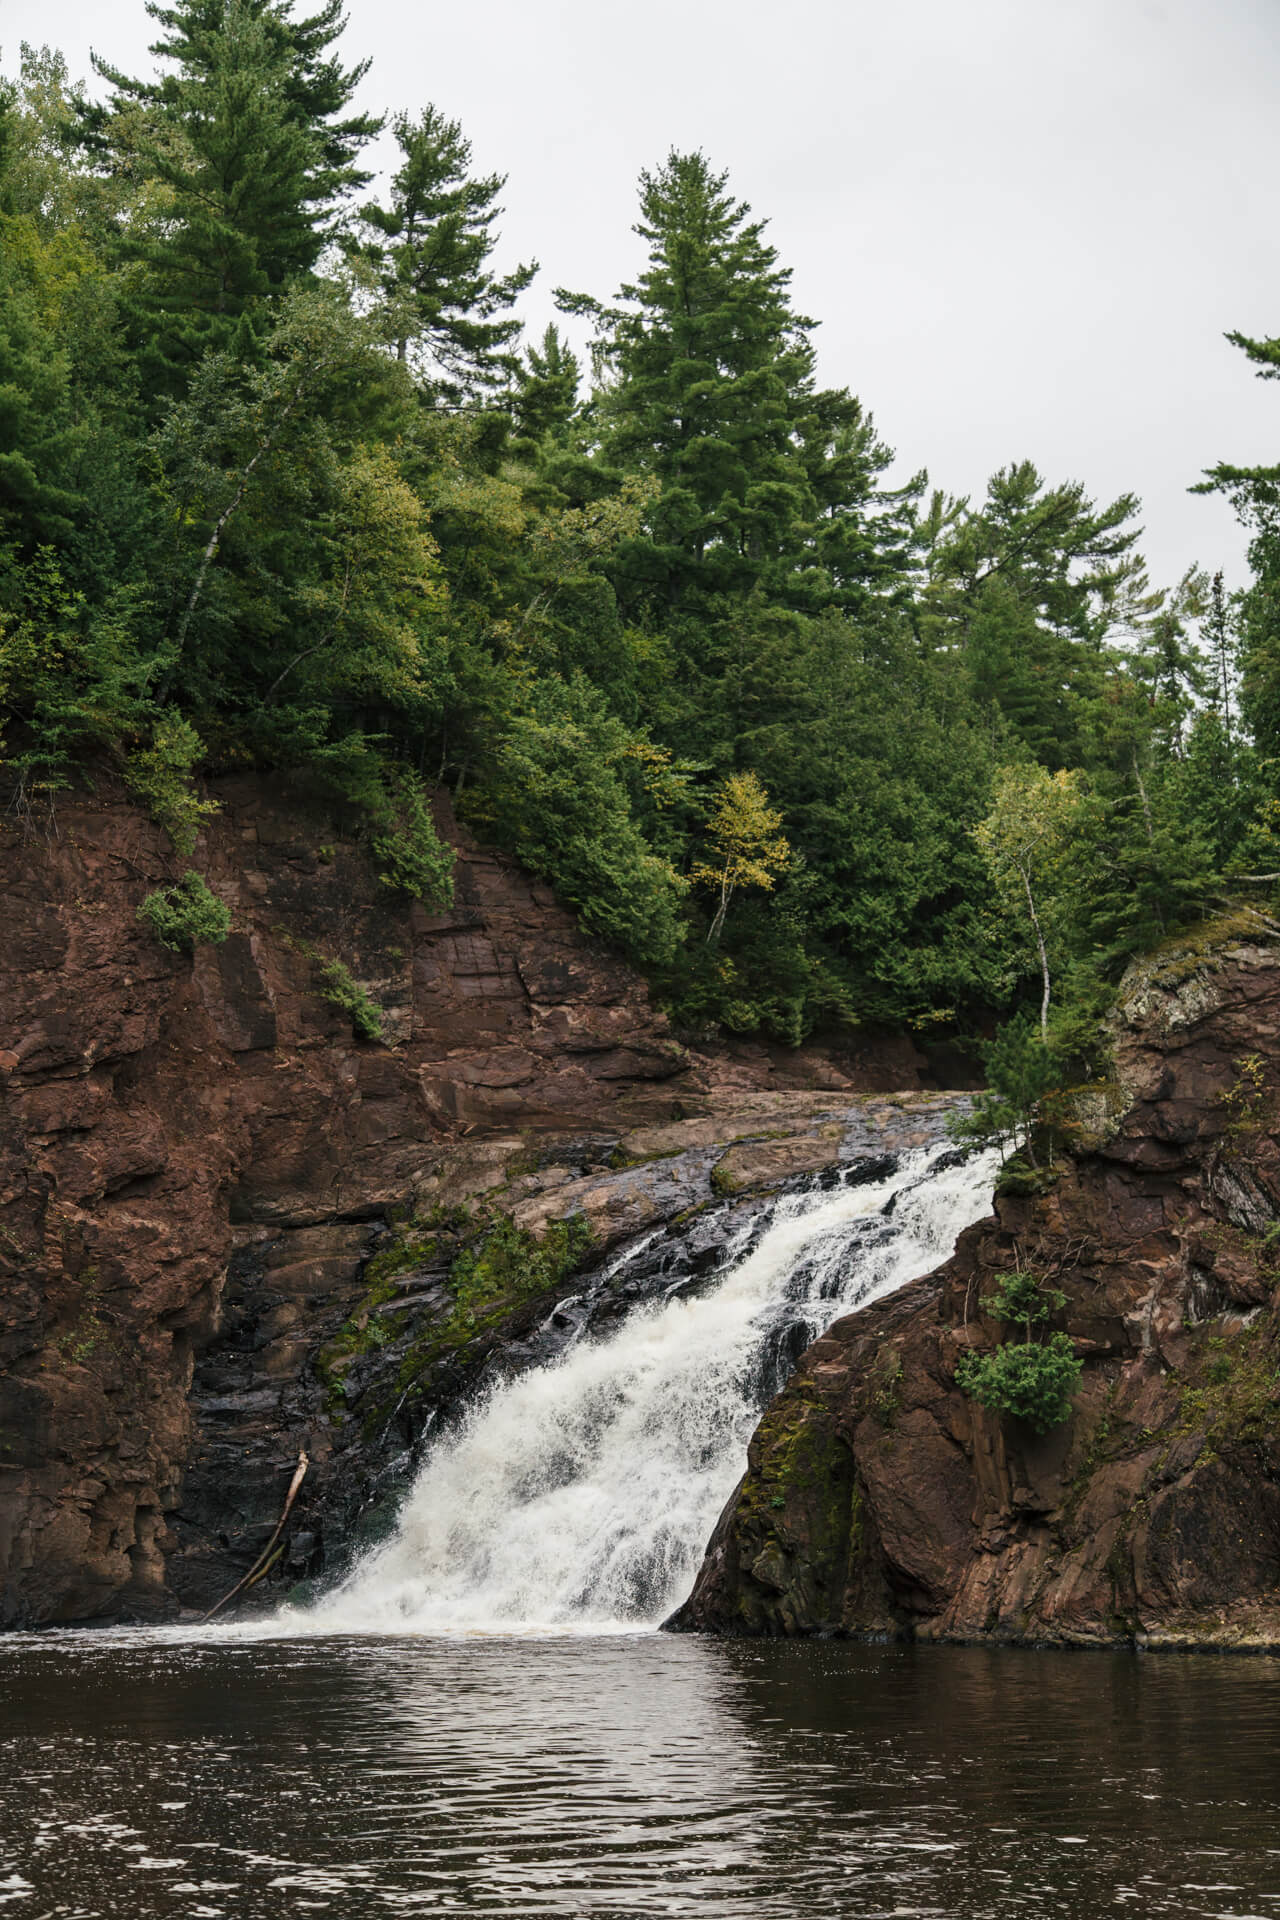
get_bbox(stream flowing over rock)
[0,776,944,1627]
[673,918,1280,1649]
[7,781,1280,1649]
[293,1144,997,1634]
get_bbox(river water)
[3,1145,1278,1915]
[2,1632,1279,1917]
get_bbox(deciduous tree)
[975,764,1083,1038]
[691,769,790,943]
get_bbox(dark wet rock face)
[0,774,951,1626]
[673,921,1280,1651]
[169,1111,955,1617]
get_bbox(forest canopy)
[1,1,1276,1068]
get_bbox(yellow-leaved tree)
[692,771,790,944]
[975,764,1084,1039]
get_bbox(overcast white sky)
[4,0,1279,590]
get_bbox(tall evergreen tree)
[1198,328,1280,764]
[79,0,379,397]
[923,461,1144,767]
[358,105,535,402]
[511,323,580,448]
[560,151,917,619]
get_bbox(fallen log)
[200,1449,309,1623]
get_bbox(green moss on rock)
[391,1211,595,1399]
[732,1382,862,1629]
[1178,1321,1280,1453]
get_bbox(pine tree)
[79,0,379,397]
[1198,328,1280,764]
[928,461,1141,646]
[924,461,1144,766]
[512,324,580,449]
[561,150,913,618]
[358,105,535,403]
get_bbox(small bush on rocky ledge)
[956,1267,1081,1432]
[983,1268,1067,1333]
[956,1334,1082,1434]
[125,712,219,855]
[314,956,384,1042]
[137,870,231,951]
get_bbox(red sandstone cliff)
[0,775,929,1625]
[673,917,1280,1649]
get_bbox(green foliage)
[124,711,218,853]
[2,7,1276,1059]
[512,324,580,450]
[1204,1338,1234,1388]
[709,1160,738,1198]
[446,1213,593,1337]
[313,956,384,1042]
[957,1265,1080,1433]
[1177,1322,1280,1452]
[367,767,454,903]
[0,548,155,807]
[949,1015,1065,1166]
[690,770,790,944]
[924,460,1143,767]
[357,103,535,401]
[982,1268,1067,1332]
[560,149,919,618]
[975,763,1083,1036]
[0,220,84,550]
[317,1270,399,1406]
[956,1333,1083,1434]
[1220,1052,1270,1134]
[479,674,687,967]
[82,0,380,399]
[137,868,231,950]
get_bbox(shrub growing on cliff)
[369,768,455,904]
[124,713,219,855]
[314,956,385,1042]
[447,1213,593,1335]
[956,1334,1082,1433]
[137,870,231,951]
[983,1268,1067,1333]
[956,1267,1081,1433]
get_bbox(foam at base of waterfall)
[294,1143,998,1637]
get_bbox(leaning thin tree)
[692,771,790,944]
[975,764,1082,1040]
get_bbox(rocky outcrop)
[0,773,940,1626]
[673,915,1280,1650]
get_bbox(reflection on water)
[2,1634,1279,1916]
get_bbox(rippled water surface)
[2,1633,1279,1917]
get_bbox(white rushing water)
[299,1142,997,1638]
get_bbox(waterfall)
[302,1143,997,1637]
